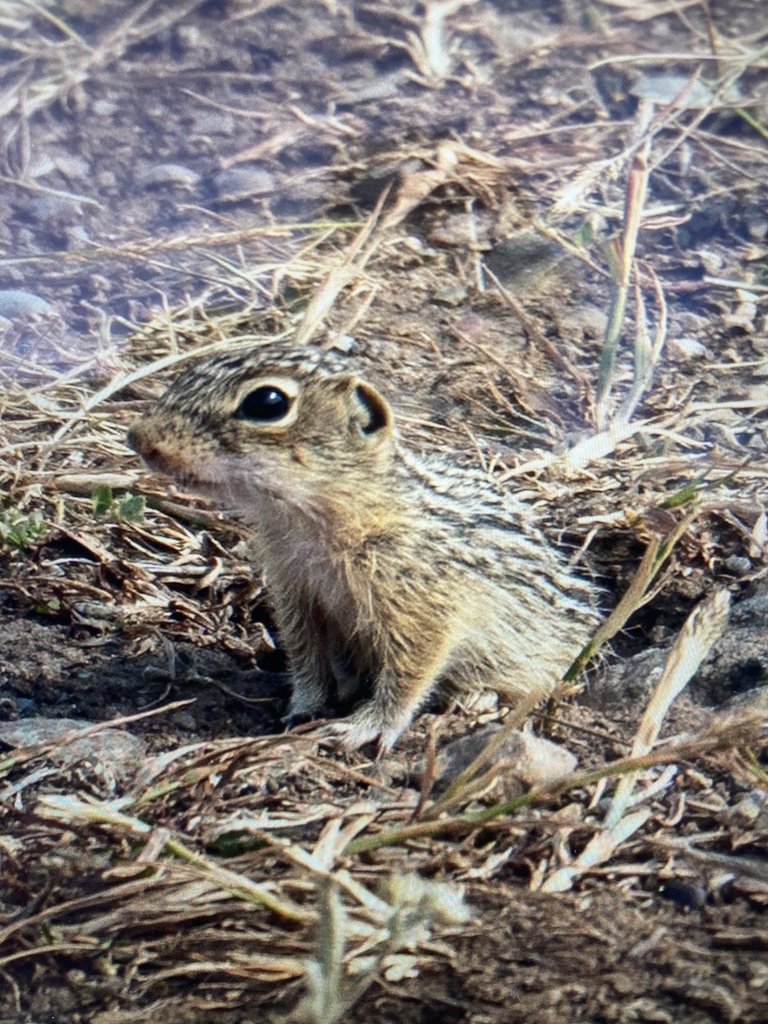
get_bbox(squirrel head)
[128,350,397,520]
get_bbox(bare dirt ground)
[1,2,767,1022]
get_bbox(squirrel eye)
[236,386,291,422]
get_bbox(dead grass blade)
[297,873,470,1024]
[541,807,654,892]
[563,504,700,683]
[344,702,767,857]
[540,589,732,891]
[615,267,668,425]
[293,196,388,347]
[595,141,650,428]
[606,588,731,827]
[36,795,313,923]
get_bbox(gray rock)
[433,725,577,792]
[0,289,53,317]
[214,165,275,200]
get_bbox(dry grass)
[1,0,767,1019]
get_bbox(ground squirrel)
[128,344,597,749]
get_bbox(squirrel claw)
[317,718,386,755]
[282,709,333,733]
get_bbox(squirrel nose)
[125,424,143,453]
[126,423,155,459]
[127,424,173,474]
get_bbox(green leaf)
[573,220,594,246]
[92,485,114,515]
[0,508,47,550]
[117,493,146,522]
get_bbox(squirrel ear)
[350,380,392,437]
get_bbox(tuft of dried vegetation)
[0,0,767,1020]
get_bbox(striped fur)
[128,345,597,749]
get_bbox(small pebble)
[0,717,145,788]
[0,289,53,317]
[724,554,752,576]
[630,73,720,109]
[92,99,118,117]
[432,725,577,792]
[670,336,709,359]
[214,165,275,200]
[137,163,201,189]
[54,154,91,181]
[174,24,201,50]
